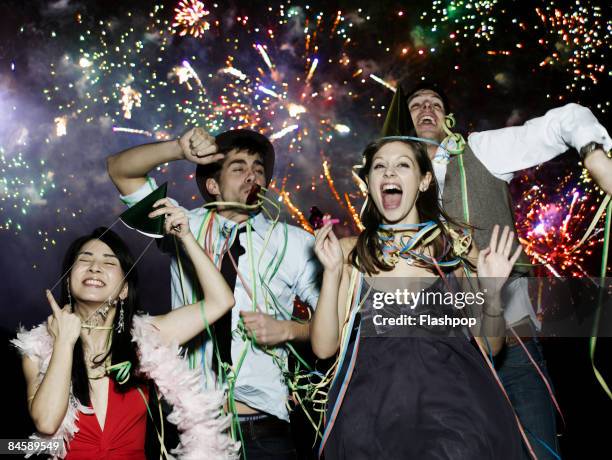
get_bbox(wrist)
[284,321,295,342]
[579,142,604,161]
[324,265,343,278]
[170,139,186,161]
[54,337,77,350]
[179,232,196,244]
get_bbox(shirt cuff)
[572,124,612,154]
[119,177,159,207]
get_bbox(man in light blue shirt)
[108,127,320,459]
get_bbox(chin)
[378,205,410,224]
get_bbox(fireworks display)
[0,0,610,316]
[535,3,611,96]
[172,0,213,38]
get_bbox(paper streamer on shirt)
[171,187,326,452]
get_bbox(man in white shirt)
[107,128,320,459]
[406,81,611,459]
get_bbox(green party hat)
[381,86,415,137]
[120,182,167,238]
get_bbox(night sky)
[0,0,611,453]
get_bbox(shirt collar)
[215,209,271,240]
[433,137,456,164]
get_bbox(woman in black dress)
[311,138,524,459]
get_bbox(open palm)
[477,225,522,292]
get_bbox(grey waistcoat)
[441,144,531,273]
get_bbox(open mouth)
[83,278,106,288]
[246,184,261,205]
[418,115,436,126]
[381,183,403,210]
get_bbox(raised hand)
[477,225,522,293]
[314,222,343,273]
[178,127,225,166]
[46,289,81,346]
[149,198,191,240]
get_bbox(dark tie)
[213,225,246,376]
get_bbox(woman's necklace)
[81,301,114,333]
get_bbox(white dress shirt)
[121,178,321,421]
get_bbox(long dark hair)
[60,227,143,405]
[350,138,468,275]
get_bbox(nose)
[383,166,397,177]
[244,168,256,184]
[87,260,102,273]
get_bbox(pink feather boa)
[12,315,240,459]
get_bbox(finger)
[314,224,330,243]
[165,215,185,234]
[498,226,510,255]
[319,223,333,240]
[239,311,257,322]
[193,153,225,165]
[327,227,339,244]
[191,127,206,140]
[152,198,173,209]
[503,231,514,258]
[489,225,499,253]
[46,290,61,315]
[149,206,180,219]
[193,144,218,158]
[190,135,214,150]
[477,247,490,267]
[315,225,332,249]
[509,245,522,266]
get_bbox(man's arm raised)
[107,127,224,196]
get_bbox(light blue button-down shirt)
[121,178,321,421]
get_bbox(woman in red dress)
[15,199,237,459]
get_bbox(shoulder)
[283,221,315,245]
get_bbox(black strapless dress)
[322,275,522,460]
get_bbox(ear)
[420,171,433,192]
[205,177,220,198]
[119,283,128,302]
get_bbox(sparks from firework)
[421,0,501,43]
[0,147,54,232]
[173,0,211,38]
[535,4,610,97]
[119,83,142,119]
[514,165,606,278]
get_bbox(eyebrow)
[409,95,443,106]
[227,159,265,168]
[78,251,118,259]
[373,154,415,164]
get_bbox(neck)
[426,143,438,160]
[75,300,116,345]
[382,208,421,242]
[218,208,250,224]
